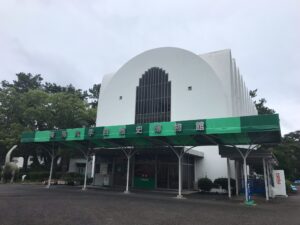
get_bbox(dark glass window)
[135,67,171,124]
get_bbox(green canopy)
[21,114,281,148]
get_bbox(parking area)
[0,184,299,225]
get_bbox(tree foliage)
[0,72,100,169]
[249,89,275,114]
[249,89,299,180]
[273,131,300,180]
[88,84,101,108]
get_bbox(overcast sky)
[0,0,299,134]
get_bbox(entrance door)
[157,163,178,189]
[169,164,178,189]
[134,163,155,189]
[157,164,168,188]
[113,159,127,186]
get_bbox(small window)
[188,86,192,91]
[119,96,123,100]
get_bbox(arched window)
[135,67,171,124]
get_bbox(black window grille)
[135,67,171,124]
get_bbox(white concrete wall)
[200,49,233,116]
[95,47,257,184]
[194,146,236,181]
[194,147,236,185]
[69,158,93,178]
[96,47,229,126]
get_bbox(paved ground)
[0,184,299,225]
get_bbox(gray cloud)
[0,0,299,134]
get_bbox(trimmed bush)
[286,179,293,193]
[26,171,49,181]
[61,172,84,185]
[214,178,236,191]
[87,178,93,185]
[198,177,213,192]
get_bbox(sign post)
[245,179,256,206]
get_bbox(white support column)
[155,153,158,189]
[266,161,272,198]
[82,156,89,191]
[243,157,248,202]
[47,152,54,189]
[131,155,135,188]
[177,156,183,198]
[263,158,269,201]
[168,146,194,198]
[124,155,131,194]
[121,148,136,194]
[91,154,96,178]
[235,161,239,196]
[227,158,232,198]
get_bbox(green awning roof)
[21,114,281,148]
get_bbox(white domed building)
[70,47,258,191]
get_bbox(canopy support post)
[266,161,272,198]
[82,155,89,191]
[263,158,269,201]
[78,143,93,191]
[243,157,248,202]
[235,161,239,196]
[121,148,136,194]
[47,147,55,189]
[91,154,96,179]
[227,158,231,198]
[43,143,57,189]
[61,141,94,191]
[169,146,195,199]
[232,144,257,205]
[148,137,196,199]
[178,155,183,198]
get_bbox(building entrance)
[134,163,155,189]
[93,150,196,190]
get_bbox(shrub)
[26,171,49,181]
[198,177,213,192]
[214,178,236,191]
[61,172,84,185]
[87,178,93,185]
[286,179,293,193]
[53,172,64,179]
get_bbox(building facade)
[73,47,257,189]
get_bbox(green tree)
[88,84,101,108]
[48,92,95,129]
[249,89,300,180]
[249,89,275,114]
[1,73,43,93]
[273,131,300,180]
[43,83,88,100]
[0,72,97,171]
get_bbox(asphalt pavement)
[0,184,299,225]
